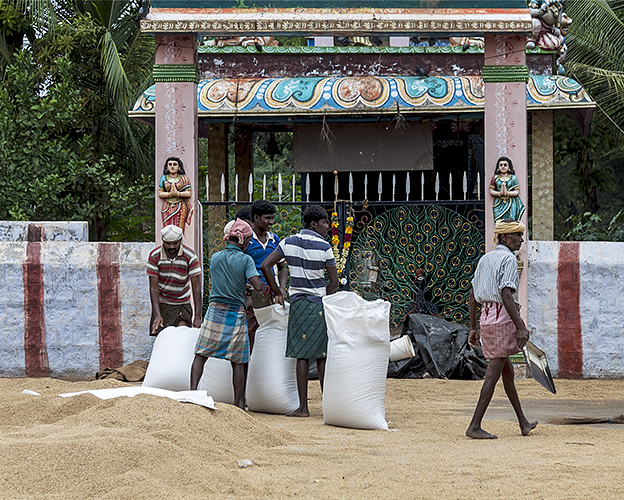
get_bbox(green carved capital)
[153,64,199,83]
[482,65,529,83]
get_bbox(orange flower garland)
[331,210,354,278]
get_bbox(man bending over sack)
[190,219,269,409]
[466,219,538,439]
[147,225,203,336]
[261,205,339,417]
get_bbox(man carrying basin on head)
[147,225,203,336]
[466,219,538,439]
[261,205,339,417]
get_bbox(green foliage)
[562,211,624,241]
[21,1,155,177]
[553,112,624,239]
[250,131,296,200]
[0,0,30,72]
[554,0,624,241]
[0,51,151,240]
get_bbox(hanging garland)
[331,209,354,280]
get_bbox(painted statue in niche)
[490,156,525,222]
[159,156,193,233]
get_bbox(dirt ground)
[0,376,623,499]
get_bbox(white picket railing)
[205,171,482,203]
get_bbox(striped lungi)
[479,302,521,359]
[195,302,249,364]
[286,297,328,360]
[150,302,192,336]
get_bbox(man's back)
[278,229,335,300]
[472,244,518,305]
[209,244,258,307]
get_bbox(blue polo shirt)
[209,244,259,308]
[245,230,281,284]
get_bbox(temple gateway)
[133,0,594,332]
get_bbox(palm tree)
[564,0,624,134]
[15,0,154,176]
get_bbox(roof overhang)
[131,75,594,132]
[141,8,532,37]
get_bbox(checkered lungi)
[479,301,521,359]
[150,302,193,336]
[286,297,328,360]
[195,302,249,364]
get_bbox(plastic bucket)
[389,335,416,362]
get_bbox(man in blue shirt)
[244,201,288,350]
[246,200,287,291]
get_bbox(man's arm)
[249,275,270,294]
[261,249,285,305]
[501,287,529,349]
[326,265,339,295]
[276,260,288,296]
[149,276,163,334]
[190,274,203,328]
[468,287,480,348]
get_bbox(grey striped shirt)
[471,244,519,304]
[276,229,335,302]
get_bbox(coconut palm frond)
[15,0,57,30]
[565,0,624,133]
[566,1,624,71]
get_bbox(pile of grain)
[0,378,288,499]
[1,377,623,499]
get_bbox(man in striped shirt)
[466,219,537,439]
[261,205,339,417]
[147,225,203,336]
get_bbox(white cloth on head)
[161,225,183,242]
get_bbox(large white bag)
[197,357,234,404]
[246,303,299,414]
[142,326,199,391]
[322,292,391,430]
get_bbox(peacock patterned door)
[348,205,484,334]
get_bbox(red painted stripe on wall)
[557,242,582,378]
[23,225,50,377]
[97,243,123,370]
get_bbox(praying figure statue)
[159,156,193,233]
[489,156,525,222]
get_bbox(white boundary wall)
[1,237,624,378]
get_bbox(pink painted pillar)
[483,34,529,321]
[154,34,199,255]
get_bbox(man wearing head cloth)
[466,219,538,439]
[146,225,203,336]
[190,219,270,409]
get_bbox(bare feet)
[287,407,310,418]
[521,420,538,436]
[466,427,497,439]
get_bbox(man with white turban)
[466,219,538,439]
[146,225,203,335]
